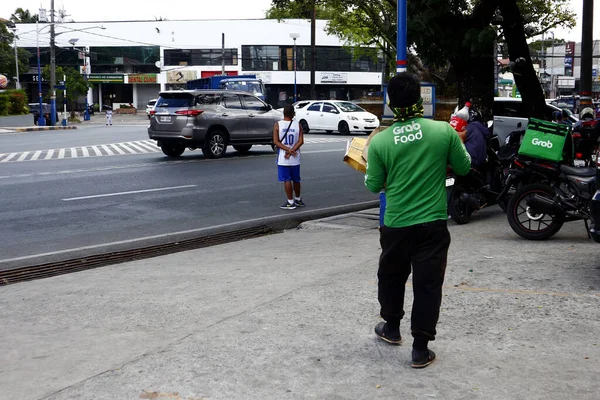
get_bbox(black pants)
[378,220,451,344]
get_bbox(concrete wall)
[0,115,34,127]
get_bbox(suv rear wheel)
[233,145,252,153]
[202,130,228,159]
[160,143,185,157]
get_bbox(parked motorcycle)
[505,156,596,240]
[447,130,520,224]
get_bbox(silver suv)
[148,90,282,158]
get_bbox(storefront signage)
[167,70,197,84]
[88,74,124,84]
[319,72,348,84]
[128,74,158,84]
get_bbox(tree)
[10,8,38,23]
[42,65,91,118]
[0,19,30,88]
[267,0,575,119]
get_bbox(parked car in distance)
[493,97,578,145]
[291,100,380,135]
[28,103,59,126]
[145,99,157,119]
[148,90,282,158]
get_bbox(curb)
[15,126,78,132]
[0,200,380,272]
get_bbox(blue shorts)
[278,165,301,182]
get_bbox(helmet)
[580,107,595,120]
[468,107,482,122]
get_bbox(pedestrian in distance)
[272,105,305,210]
[365,72,471,368]
[106,109,113,126]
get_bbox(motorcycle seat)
[559,165,596,177]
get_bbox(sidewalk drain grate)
[0,225,275,286]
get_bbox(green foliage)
[0,94,10,116]
[0,90,29,116]
[42,65,91,110]
[10,8,39,23]
[0,19,31,88]
[266,0,336,20]
[7,89,28,115]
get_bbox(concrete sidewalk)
[1,208,599,400]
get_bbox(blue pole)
[83,48,90,121]
[36,21,45,126]
[396,0,407,73]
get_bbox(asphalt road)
[0,125,376,268]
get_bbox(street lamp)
[8,23,21,90]
[290,33,300,102]
[69,38,91,121]
[49,25,105,125]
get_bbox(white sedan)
[293,100,380,135]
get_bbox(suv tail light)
[149,110,156,116]
[175,110,204,117]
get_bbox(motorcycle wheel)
[448,185,472,224]
[506,183,564,240]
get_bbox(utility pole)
[310,1,316,100]
[10,24,20,89]
[221,33,225,75]
[579,0,594,110]
[50,0,57,126]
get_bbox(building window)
[241,45,381,72]
[164,49,238,66]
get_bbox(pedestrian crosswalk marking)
[0,137,355,163]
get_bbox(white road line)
[136,141,160,152]
[58,149,66,159]
[16,152,30,162]
[62,184,198,201]
[70,147,78,158]
[108,144,126,155]
[126,142,150,153]
[31,150,42,160]
[118,142,138,154]
[100,145,115,156]
[1,153,18,162]
[44,149,54,160]
[81,147,90,157]
[90,145,103,156]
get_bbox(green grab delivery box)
[517,118,572,162]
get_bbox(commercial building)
[14,19,384,110]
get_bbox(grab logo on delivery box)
[531,138,553,148]
[393,121,423,144]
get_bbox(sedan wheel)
[338,121,350,135]
[300,119,310,134]
[202,131,228,159]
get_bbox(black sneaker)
[280,201,297,210]
[374,322,402,345]
[294,198,306,207]
[411,349,436,369]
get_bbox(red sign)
[128,74,157,84]
[201,71,238,78]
